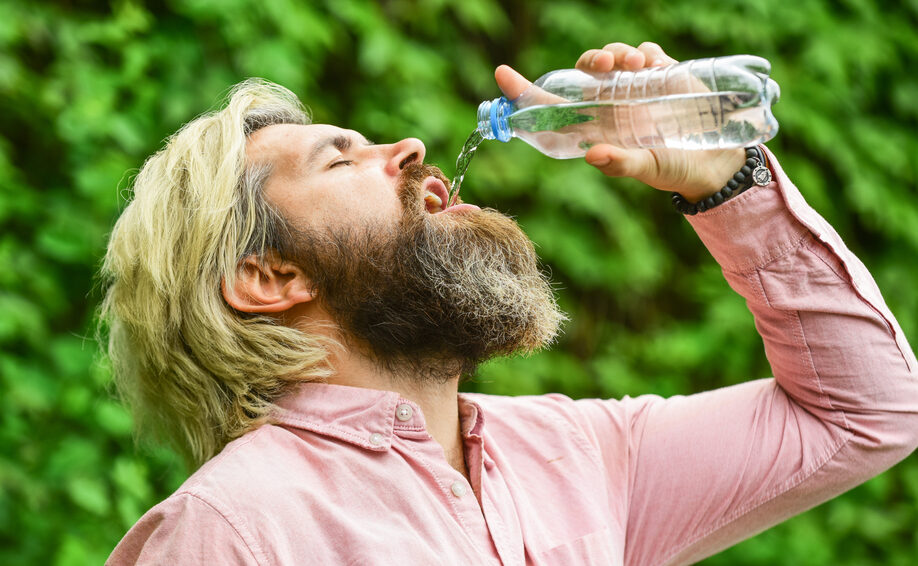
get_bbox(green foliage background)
[1,0,916,563]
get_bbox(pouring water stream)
[447,130,484,207]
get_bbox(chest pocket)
[528,527,619,565]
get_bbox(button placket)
[397,428,496,562]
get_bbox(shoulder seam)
[173,491,268,565]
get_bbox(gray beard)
[282,163,566,383]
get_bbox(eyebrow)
[307,134,374,169]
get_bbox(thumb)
[584,144,654,180]
[495,65,531,100]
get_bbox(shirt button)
[395,403,413,422]
[369,433,384,446]
[450,481,467,498]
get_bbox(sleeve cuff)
[686,146,829,274]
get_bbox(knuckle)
[639,41,662,51]
[602,42,631,52]
[576,50,597,69]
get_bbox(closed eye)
[330,160,353,168]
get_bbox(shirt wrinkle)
[661,426,853,566]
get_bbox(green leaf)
[66,476,110,516]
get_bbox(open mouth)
[422,177,451,214]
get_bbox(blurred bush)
[0,0,915,564]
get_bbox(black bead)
[745,148,757,158]
[745,158,757,168]
[727,178,739,189]
[712,192,725,205]
[704,196,716,209]
[740,165,752,176]
[734,171,746,182]
[720,186,733,198]
[672,193,697,215]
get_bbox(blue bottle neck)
[477,97,513,142]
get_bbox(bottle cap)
[477,97,513,142]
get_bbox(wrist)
[678,148,747,202]
[672,146,772,215]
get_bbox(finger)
[494,65,532,100]
[575,49,614,72]
[495,64,569,105]
[601,42,645,70]
[637,41,678,67]
[584,144,654,180]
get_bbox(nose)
[383,138,426,176]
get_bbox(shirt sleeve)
[106,491,263,566]
[574,146,918,566]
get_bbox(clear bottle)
[477,55,780,158]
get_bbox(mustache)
[398,162,452,198]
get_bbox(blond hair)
[100,79,330,469]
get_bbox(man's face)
[247,123,474,234]
[247,124,563,381]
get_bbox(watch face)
[752,165,772,186]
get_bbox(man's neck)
[328,349,468,480]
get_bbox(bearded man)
[104,42,918,565]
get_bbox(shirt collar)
[272,382,485,451]
[459,394,485,440]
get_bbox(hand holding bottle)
[495,42,751,202]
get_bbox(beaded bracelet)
[671,146,772,215]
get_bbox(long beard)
[286,163,565,382]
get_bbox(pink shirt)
[108,149,918,566]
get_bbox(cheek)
[354,169,408,217]
[309,174,405,231]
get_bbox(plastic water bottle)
[477,55,780,158]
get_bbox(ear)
[222,253,315,313]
